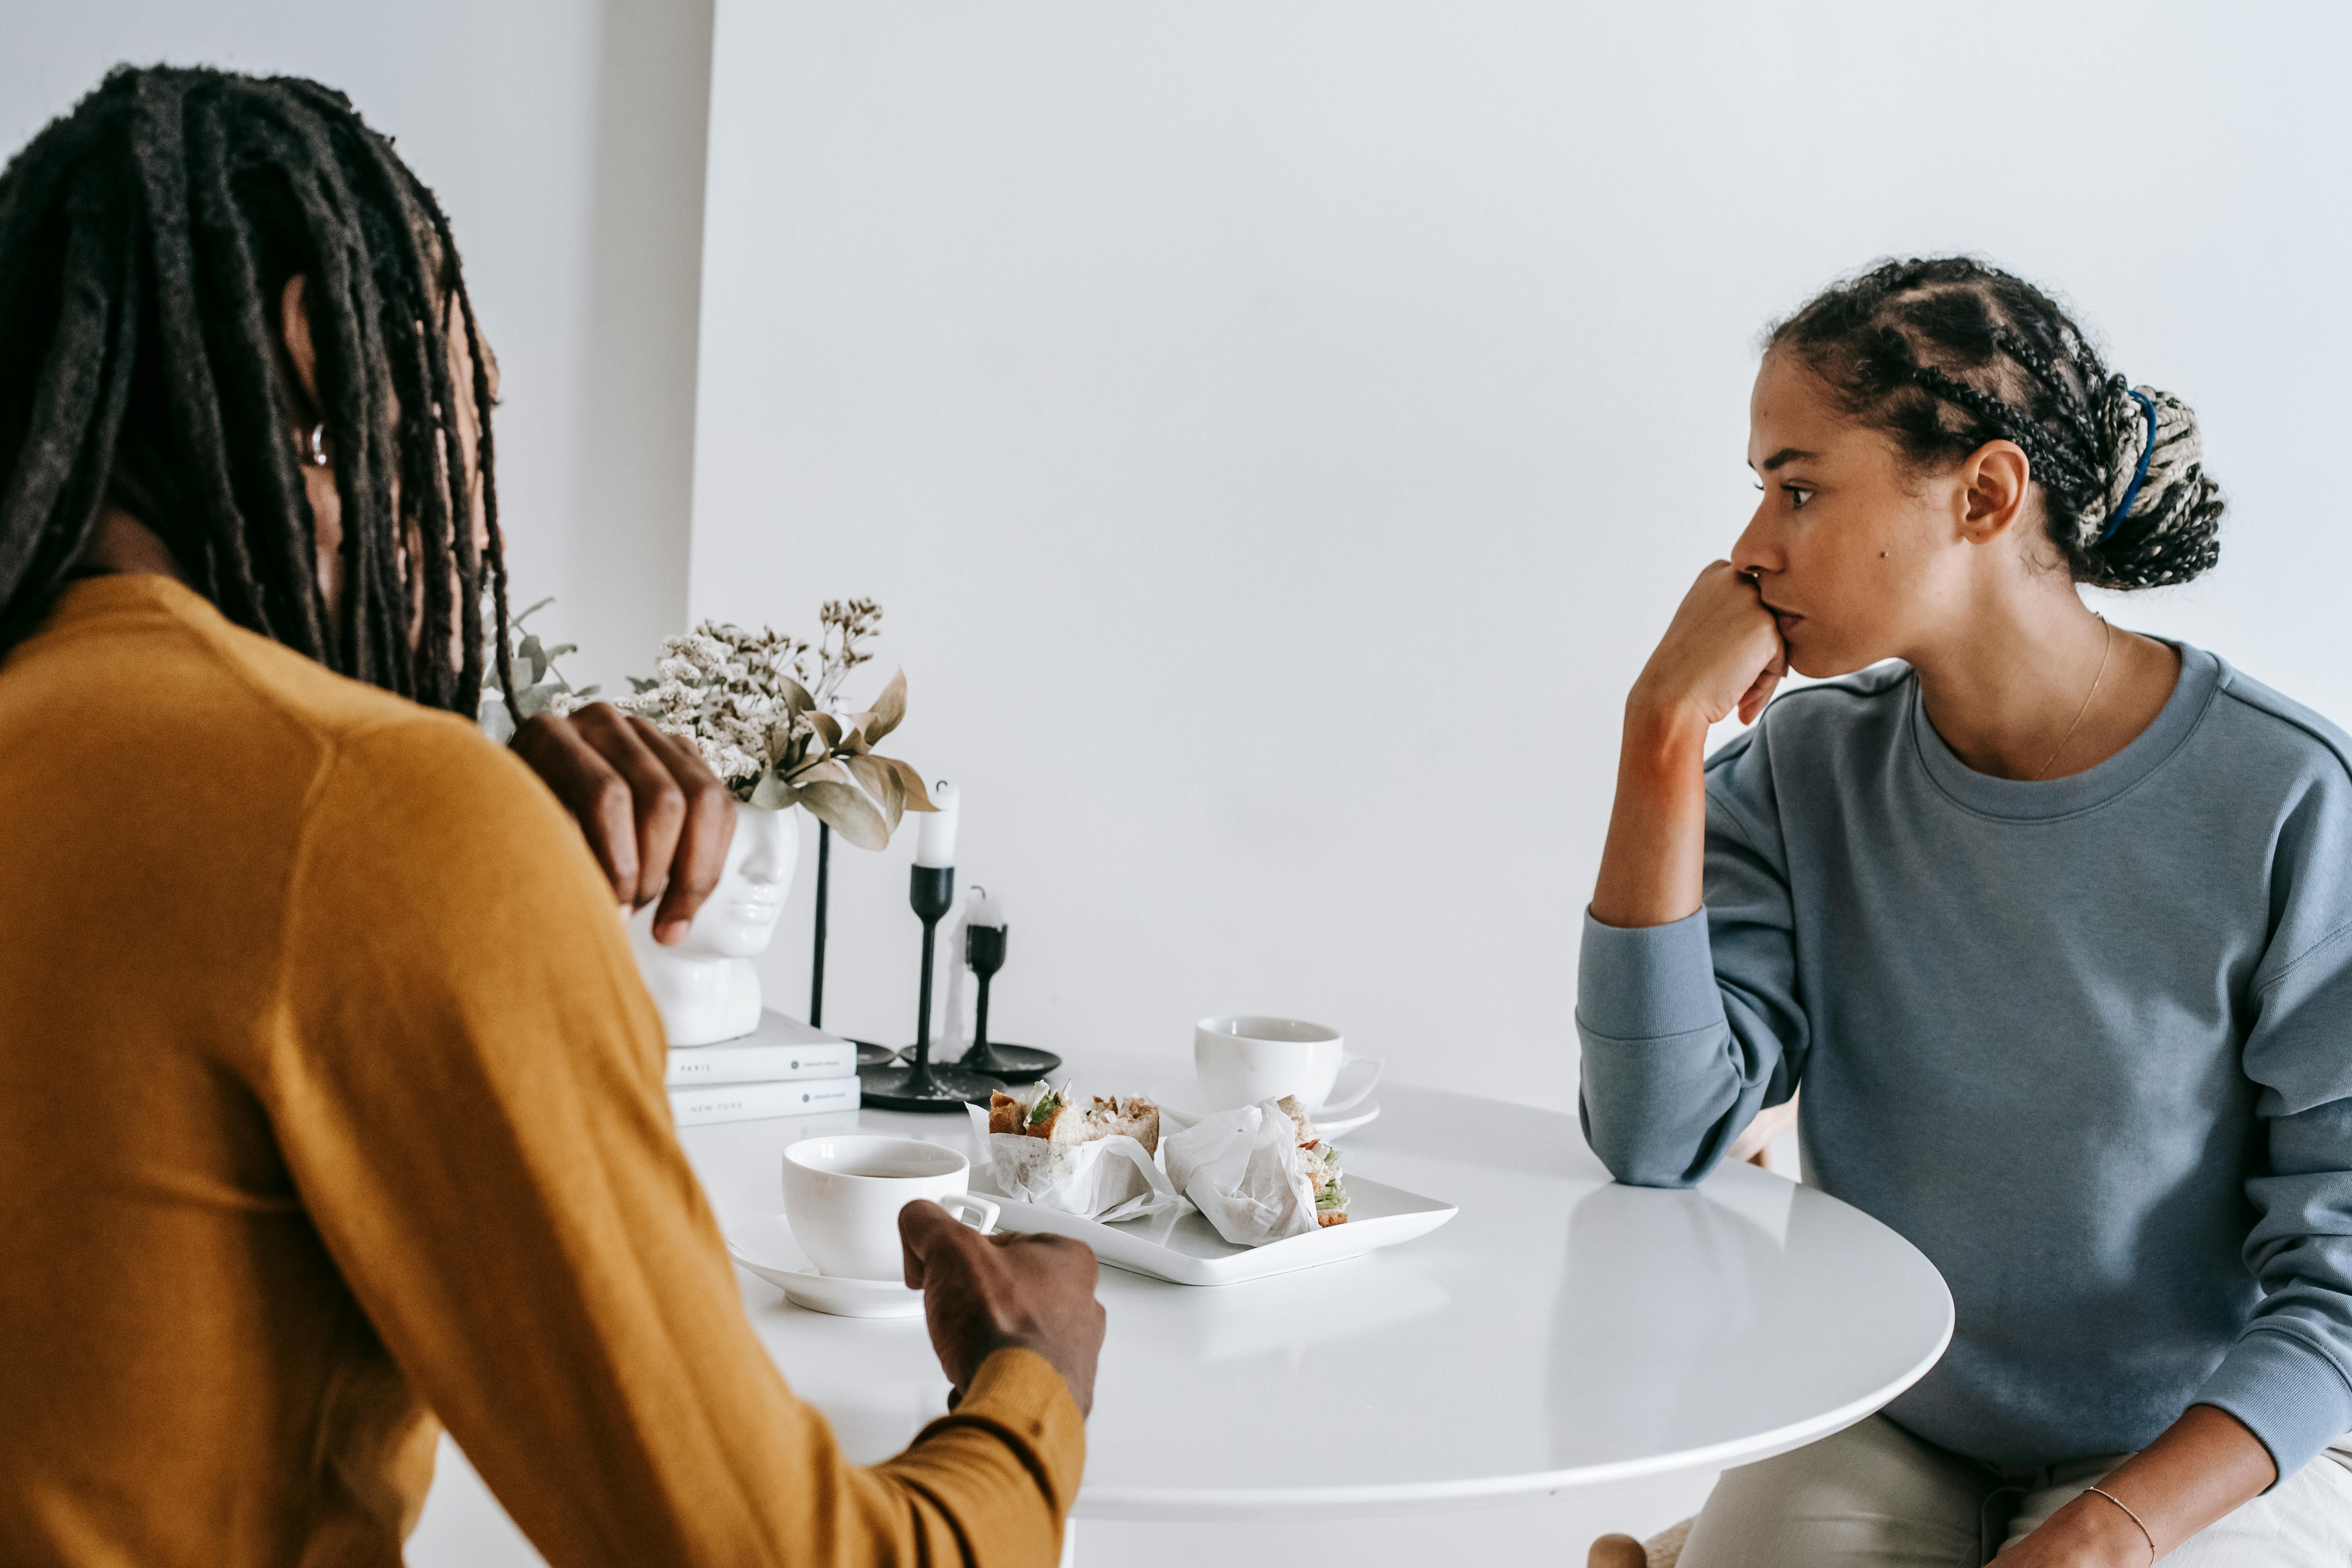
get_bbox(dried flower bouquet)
[613,599,933,850]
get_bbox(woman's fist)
[1631,561,1788,729]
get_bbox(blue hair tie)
[2101,389,2158,541]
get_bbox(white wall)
[0,0,713,693]
[693,0,2352,1112]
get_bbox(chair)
[1587,1519,1688,1568]
[1582,1095,1798,1568]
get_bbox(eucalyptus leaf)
[844,753,907,833]
[788,757,851,789]
[781,676,816,717]
[808,710,842,749]
[883,757,936,812]
[749,771,794,811]
[478,588,599,745]
[795,778,891,850]
[863,668,909,743]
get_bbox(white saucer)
[724,1216,926,1319]
[1150,1078,1383,1140]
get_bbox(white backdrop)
[693,0,2352,1112]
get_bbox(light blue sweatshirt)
[1577,643,2352,1477]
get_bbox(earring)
[306,423,330,466]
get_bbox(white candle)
[914,780,960,867]
[968,886,1008,929]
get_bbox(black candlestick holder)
[953,918,1061,1083]
[809,821,831,1024]
[858,865,1005,1111]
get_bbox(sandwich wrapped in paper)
[1162,1094,1352,1247]
[965,1082,1186,1223]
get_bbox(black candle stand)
[950,918,1061,1083]
[858,865,1005,1111]
[809,821,831,1025]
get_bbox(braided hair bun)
[2078,378,2222,586]
[1769,259,2223,590]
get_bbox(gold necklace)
[2033,615,2113,781]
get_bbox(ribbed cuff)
[916,1348,1088,1508]
[2192,1328,2352,1486]
[1579,907,1724,1042]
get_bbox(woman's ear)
[278,273,323,417]
[1958,439,2031,546]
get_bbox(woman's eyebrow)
[1759,447,1818,472]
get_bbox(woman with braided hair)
[0,65,1106,1566]
[1581,256,2352,1565]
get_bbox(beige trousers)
[1677,1414,2352,1567]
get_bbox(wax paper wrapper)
[1161,1100,1318,1246]
[963,1103,1189,1223]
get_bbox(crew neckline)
[1907,639,2221,821]
[31,572,215,631]
[49,571,203,610]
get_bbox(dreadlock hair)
[0,64,519,720]
[1766,257,2224,591]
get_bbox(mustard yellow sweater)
[0,575,1082,1566]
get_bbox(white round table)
[677,1050,1952,1528]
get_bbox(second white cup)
[782,1134,998,1281]
[1195,1015,1374,1112]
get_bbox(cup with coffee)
[1193,1015,1383,1115]
[782,1134,999,1281]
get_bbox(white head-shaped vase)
[627,804,800,1045]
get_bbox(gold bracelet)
[2083,1485,2156,1563]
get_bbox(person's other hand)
[900,1201,1105,1416]
[508,703,737,944]
[1990,1493,2152,1567]
[1631,560,1789,728]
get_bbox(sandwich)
[1276,1095,1350,1227]
[989,1081,1161,1158]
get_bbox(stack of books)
[666,1011,864,1127]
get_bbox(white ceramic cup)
[782,1135,999,1281]
[1194,1015,1381,1113]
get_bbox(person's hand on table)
[508,703,737,944]
[900,1200,1105,1416]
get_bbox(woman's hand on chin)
[1629,560,1788,732]
[509,703,738,944]
[1591,560,1786,929]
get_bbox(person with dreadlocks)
[0,65,1103,1567]
[1579,257,2352,1566]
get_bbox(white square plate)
[971,1171,1456,1286]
